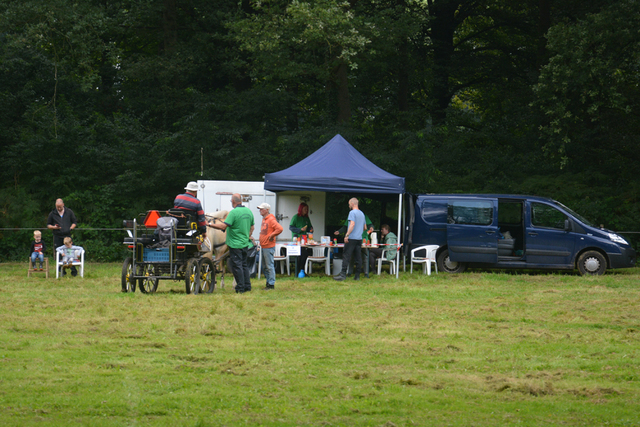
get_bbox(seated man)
[173,181,207,234]
[368,224,398,271]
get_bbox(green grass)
[1,261,639,426]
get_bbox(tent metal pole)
[396,193,402,279]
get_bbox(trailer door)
[446,199,498,263]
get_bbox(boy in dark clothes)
[30,230,46,270]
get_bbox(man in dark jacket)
[47,199,77,249]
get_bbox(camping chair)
[376,250,396,275]
[27,257,50,279]
[56,247,85,278]
[305,246,331,275]
[410,245,439,275]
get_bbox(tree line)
[1,0,639,261]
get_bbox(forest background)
[1,0,639,262]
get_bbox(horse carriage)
[121,209,229,294]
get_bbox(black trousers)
[298,248,311,274]
[229,247,251,292]
[53,233,71,250]
[369,247,384,269]
[340,239,362,276]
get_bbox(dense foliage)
[1,0,639,260]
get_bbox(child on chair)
[30,230,46,270]
[57,237,82,277]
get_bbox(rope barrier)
[0,227,128,231]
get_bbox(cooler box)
[143,248,171,262]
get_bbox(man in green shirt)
[208,193,255,293]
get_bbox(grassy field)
[1,261,639,426]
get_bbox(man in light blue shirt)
[334,198,366,281]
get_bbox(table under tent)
[264,134,406,278]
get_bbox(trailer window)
[531,203,567,230]
[448,200,493,225]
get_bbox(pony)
[203,210,232,288]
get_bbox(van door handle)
[528,232,538,237]
[486,230,496,235]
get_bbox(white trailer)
[196,180,326,242]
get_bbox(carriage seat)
[166,209,202,237]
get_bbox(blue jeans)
[31,252,44,267]
[229,247,251,293]
[260,247,276,287]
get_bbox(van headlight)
[608,233,629,245]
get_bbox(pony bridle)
[205,216,227,249]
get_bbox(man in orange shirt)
[258,203,283,290]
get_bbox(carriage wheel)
[198,258,216,294]
[121,258,136,292]
[138,264,159,294]
[185,258,200,294]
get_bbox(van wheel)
[437,249,467,274]
[577,251,606,276]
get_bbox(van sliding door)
[446,199,498,263]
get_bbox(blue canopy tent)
[264,134,405,194]
[264,134,405,277]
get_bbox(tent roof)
[264,134,405,194]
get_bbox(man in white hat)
[257,203,283,290]
[173,181,206,233]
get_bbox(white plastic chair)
[274,243,291,276]
[410,245,439,275]
[56,247,85,278]
[258,244,291,278]
[305,246,330,275]
[376,249,396,275]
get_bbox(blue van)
[406,194,636,275]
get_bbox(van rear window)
[448,200,493,225]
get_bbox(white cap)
[184,181,198,192]
[257,203,271,210]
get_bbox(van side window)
[448,200,493,225]
[498,202,522,224]
[531,203,567,229]
[421,201,447,223]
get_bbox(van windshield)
[556,202,594,227]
